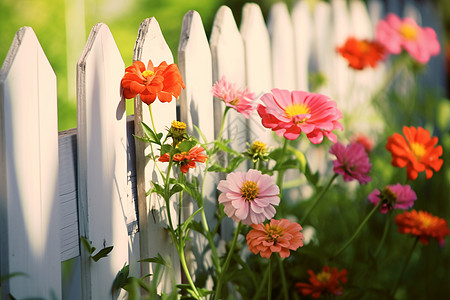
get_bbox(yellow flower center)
[251,141,267,154]
[316,270,332,283]
[265,224,284,244]
[171,120,186,130]
[241,180,259,201]
[285,104,310,123]
[357,40,370,53]
[418,212,434,229]
[229,98,239,105]
[399,24,418,40]
[382,186,397,204]
[410,142,426,160]
[142,70,155,78]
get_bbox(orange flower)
[246,219,304,258]
[337,37,386,70]
[159,145,208,174]
[395,210,450,246]
[386,126,443,180]
[295,266,348,298]
[121,59,185,105]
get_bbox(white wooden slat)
[268,2,296,90]
[311,1,333,95]
[178,10,216,286]
[330,0,352,111]
[292,0,312,91]
[77,23,129,299]
[210,5,248,154]
[240,3,274,146]
[0,26,61,299]
[133,17,180,291]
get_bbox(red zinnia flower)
[257,89,343,143]
[395,210,450,246]
[337,37,386,70]
[295,266,348,298]
[386,126,443,180]
[159,145,208,174]
[121,59,185,105]
[246,219,304,258]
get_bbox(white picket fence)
[0,0,444,299]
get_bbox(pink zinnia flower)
[368,184,417,214]
[211,76,256,118]
[376,13,440,64]
[246,219,304,258]
[257,89,343,143]
[329,142,372,184]
[217,169,279,225]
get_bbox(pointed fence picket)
[132,17,181,290]
[0,27,61,299]
[0,1,446,299]
[76,23,130,299]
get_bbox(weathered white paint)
[210,5,248,154]
[268,2,296,90]
[240,3,274,146]
[0,27,61,299]
[311,1,333,96]
[77,23,129,299]
[178,10,216,287]
[133,17,180,291]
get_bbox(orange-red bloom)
[395,210,450,246]
[386,126,443,180]
[121,59,185,105]
[246,219,304,258]
[159,145,208,174]
[295,266,348,298]
[337,37,386,70]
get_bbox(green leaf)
[80,236,93,254]
[273,158,299,171]
[288,147,307,173]
[0,272,27,285]
[181,207,203,234]
[213,140,241,156]
[177,139,198,152]
[169,184,183,198]
[133,134,151,143]
[92,246,114,262]
[139,253,167,266]
[111,264,130,295]
[304,164,319,186]
[226,156,246,172]
[160,144,174,156]
[178,181,203,208]
[207,163,227,173]
[193,125,208,144]
[150,182,165,196]
[141,121,162,145]
[188,220,206,237]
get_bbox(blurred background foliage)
[1,0,450,299]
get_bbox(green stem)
[164,158,175,231]
[268,256,272,300]
[217,107,230,143]
[253,263,270,300]
[276,139,289,193]
[178,243,201,299]
[374,210,392,258]
[178,172,185,240]
[148,104,157,133]
[277,255,289,300]
[300,174,338,224]
[391,237,419,297]
[214,222,242,300]
[332,200,383,259]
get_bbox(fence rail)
[0,0,444,299]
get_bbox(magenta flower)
[257,89,343,143]
[211,76,256,118]
[329,142,372,184]
[368,184,417,214]
[217,169,280,225]
[375,13,440,64]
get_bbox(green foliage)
[80,236,114,262]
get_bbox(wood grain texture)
[77,23,129,299]
[133,17,180,291]
[0,26,61,299]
